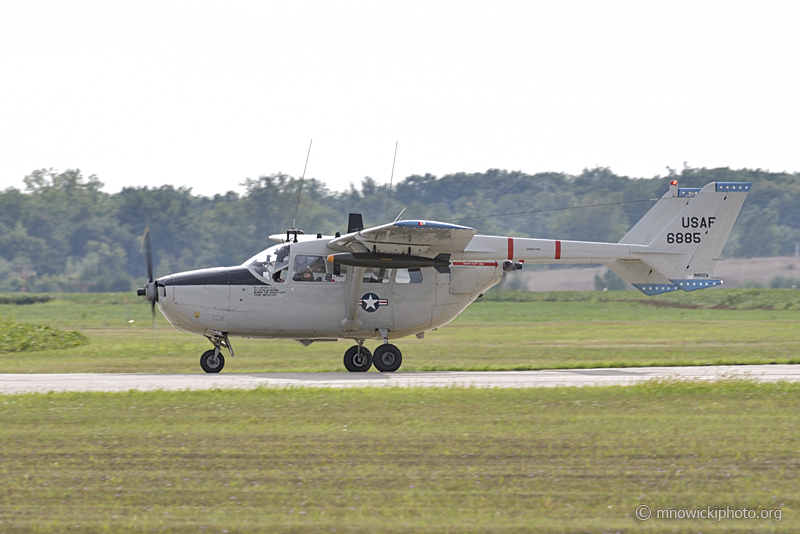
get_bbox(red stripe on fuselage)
[555,240,561,260]
[508,238,514,260]
[453,261,498,267]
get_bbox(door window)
[363,267,391,283]
[395,268,423,284]
[292,254,347,282]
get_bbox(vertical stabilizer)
[619,180,701,245]
[644,182,750,279]
[608,181,751,294]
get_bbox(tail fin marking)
[631,283,680,296]
[643,182,750,280]
[613,181,751,295]
[670,279,723,291]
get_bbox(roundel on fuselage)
[359,293,388,312]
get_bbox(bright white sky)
[1,1,798,196]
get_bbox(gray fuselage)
[156,236,505,343]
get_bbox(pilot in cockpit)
[270,246,290,283]
[293,255,328,282]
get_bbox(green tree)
[0,223,49,267]
[2,165,800,292]
[730,207,781,258]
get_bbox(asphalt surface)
[1,365,799,394]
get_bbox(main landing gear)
[343,343,372,372]
[373,344,402,372]
[197,333,403,374]
[343,341,403,373]
[201,332,234,373]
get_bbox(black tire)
[343,345,372,372]
[373,344,402,372]
[200,349,225,373]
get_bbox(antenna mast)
[292,139,313,232]
[384,141,398,224]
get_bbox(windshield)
[244,243,291,283]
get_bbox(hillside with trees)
[1,166,798,292]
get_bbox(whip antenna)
[453,198,658,222]
[292,139,313,232]
[384,141,398,223]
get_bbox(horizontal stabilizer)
[604,259,671,286]
[670,279,723,291]
[630,279,722,295]
[631,283,680,296]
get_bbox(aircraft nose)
[158,267,231,287]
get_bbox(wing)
[328,220,478,255]
[330,220,479,332]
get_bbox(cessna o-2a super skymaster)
[137,179,751,373]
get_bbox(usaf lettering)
[666,216,716,244]
[682,216,716,229]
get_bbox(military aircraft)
[137,180,751,373]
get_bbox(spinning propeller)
[136,226,159,320]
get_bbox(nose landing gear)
[201,332,234,373]
[200,349,225,373]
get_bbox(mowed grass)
[1,291,800,373]
[2,294,798,532]
[0,382,797,533]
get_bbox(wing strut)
[340,267,366,332]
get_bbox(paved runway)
[1,365,799,395]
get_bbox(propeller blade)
[151,298,158,346]
[142,226,154,283]
[138,226,159,309]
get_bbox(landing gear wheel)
[200,349,225,373]
[343,345,372,372]
[373,344,402,373]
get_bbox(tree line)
[1,166,798,292]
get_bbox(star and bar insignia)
[359,293,388,312]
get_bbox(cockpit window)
[292,254,347,283]
[244,243,291,283]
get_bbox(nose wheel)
[200,332,233,373]
[200,349,225,373]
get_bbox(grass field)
[1,291,798,532]
[1,290,799,373]
[0,381,797,533]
